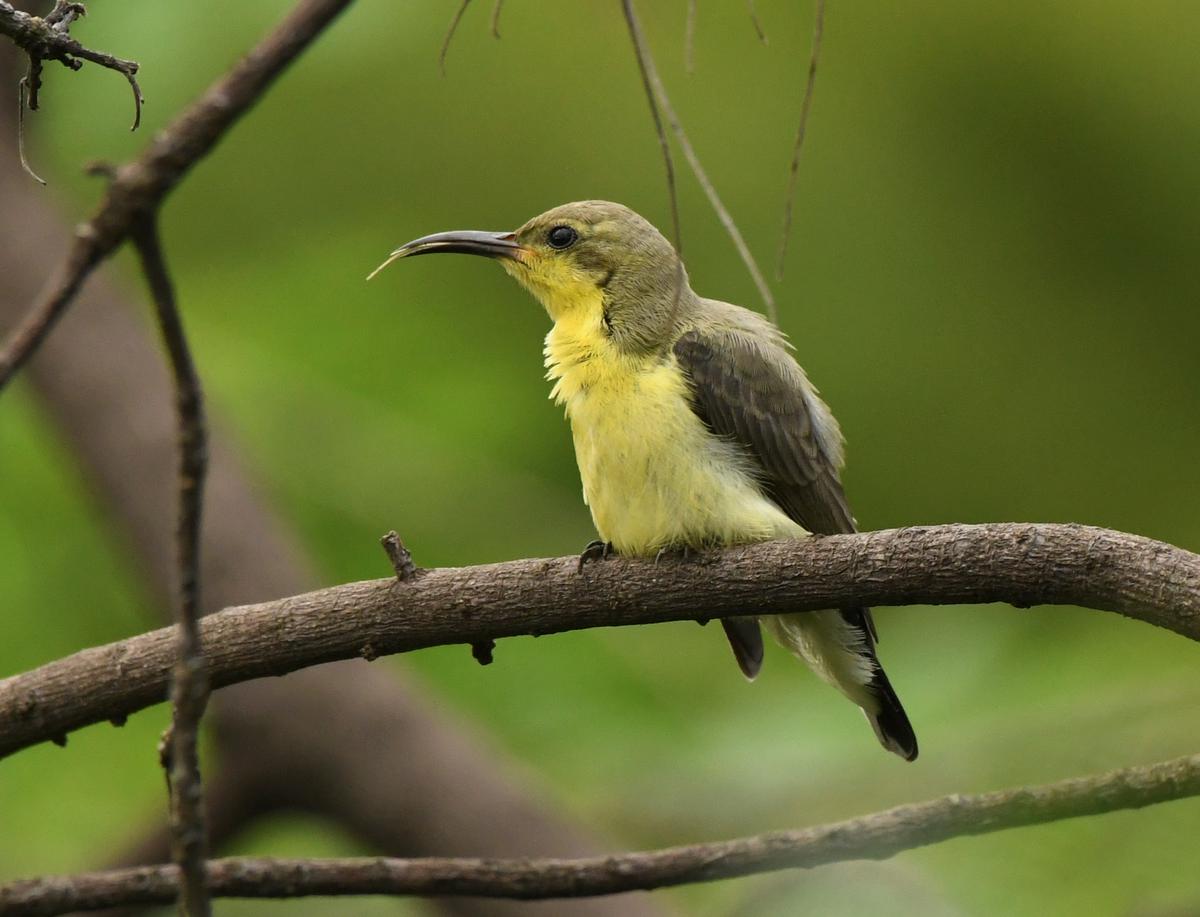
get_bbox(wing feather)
[673,328,855,536]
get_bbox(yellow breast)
[545,311,800,556]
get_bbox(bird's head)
[370,201,691,353]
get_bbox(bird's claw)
[577,539,613,573]
[654,543,695,565]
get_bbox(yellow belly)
[546,323,800,556]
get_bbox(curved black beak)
[368,230,524,280]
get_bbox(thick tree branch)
[1,522,1197,760]
[4,751,1199,915]
[0,0,355,389]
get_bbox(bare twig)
[439,0,472,76]
[490,0,504,39]
[2,523,1198,760]
[684,0,696,73]
[746,0,768,45]
[16,75,43,183]
[621,0,681,252]
[130,215,211,916]
[0,0,142,134]
[775,0,826,280]
[5,751,1200,914]
[620,0,777,320]
[0,0,357,391]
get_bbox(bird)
[370,200,917,761]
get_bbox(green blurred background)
[2,1,1199,914]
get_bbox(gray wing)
[676,325,918,753]
[673,327,855,537]
[675,325,882,649]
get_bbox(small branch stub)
[470,639,495,666]
[380,530,417,582]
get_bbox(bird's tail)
[863,665,918,762]
[763,607,918,761]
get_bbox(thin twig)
[16,76,44,184]
[490,0,503,38]
[746,0,768,45]
[4,751,1200,914]
[684,0,696,73]
[0,230,102,388]
[621,0,777,320]
[439,0,472,76]
[130,216,211,917]
[2,523,1198,760]
[775,0,826,280]
[0,0,143,133]
[0,0,357,392]
[621,0,681,252]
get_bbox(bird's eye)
[547,225,578,250]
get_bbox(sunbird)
[371,201,917,761]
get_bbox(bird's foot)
[577,539,614,573]
[653,543,699,565]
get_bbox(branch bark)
[2,522,1197,760]
[5,750,1199,915]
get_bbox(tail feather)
[720,617,764,680]
[864,667,918,762]
[764,606,918,762]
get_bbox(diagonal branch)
[683,0,696,73]
[745,0,768,45]
[621,0,680,251]
[490,0,504,39]
[4,751,1200,914]
[775,0,826,279]
[0,0,357,391]
[620,0,777,321]
[439,0,472,75]
[1,523,1197,761]
[129,215,211,916]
